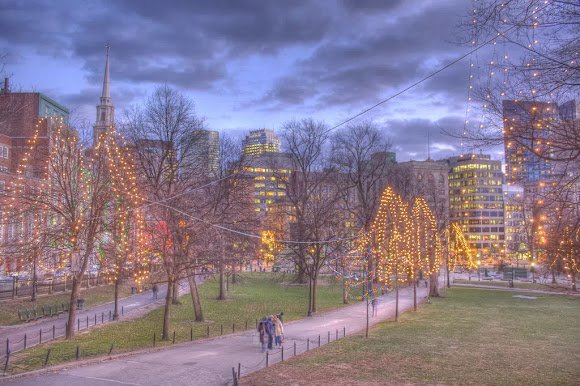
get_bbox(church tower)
[93,45,114,145]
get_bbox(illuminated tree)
[4,117,129,339]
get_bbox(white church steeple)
[93,44,114,144]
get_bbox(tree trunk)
[446,262,451,288]
[429,270,440,297]
[551,269,557,284]
[312,275,318,313]
[218,259,226,300]
[162,277,172,340]
[172,279,181,305]
[395,269,399,322]
[342,276,349,304]
[113,277,120,320]
[31,257,38,302]
[187,272,204,322]
[413,279,417,311]
[65,275,81,339]
[231,265,237,284]
[297,263,306,284]
[307,275,313,316]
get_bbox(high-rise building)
[242,129,280,156]
[503,184,526,259]
[93,45,114,145]
[503,100,559,186]
[181,130,219,177]
[448,154,505,261]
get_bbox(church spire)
[94,44,115,145]
[101,44,111,102]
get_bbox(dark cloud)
[384,115,464,161]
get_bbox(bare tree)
[281,118,345,316]
[122,85,206,340]
[330,122,393,294]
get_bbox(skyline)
[1,0,508,161]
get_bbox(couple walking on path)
[257,313,284,352]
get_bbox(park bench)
[17,309,29,322]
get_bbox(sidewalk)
[0,282,189,358]
[2,283,429,386]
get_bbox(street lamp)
[531,262,535,283]
[477,260,481,281]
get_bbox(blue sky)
[0,0,504,161]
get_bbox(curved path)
[1,283,430,386]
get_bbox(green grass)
[244,287,580,386]
[453,278,572,292]
[0,284,132,326]
[8,273,345,374]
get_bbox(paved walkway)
[0,282,189,358]
[1,284,430,386]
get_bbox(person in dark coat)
[257,317,267,352]
[265,315,275,350]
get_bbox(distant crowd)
[257,313,284,352]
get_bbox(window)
[0,145,8,159]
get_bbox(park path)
[1,283,430,386]
[0,282,190,358]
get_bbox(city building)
[391,159,449,230]
[503,100,559,186]
[180,130,219,177]
[242,129,280,156]
[0,79,70,274]
[503,184,527,260]
[448,153,505,262]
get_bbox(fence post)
[77,318,80,331]
[281,346,284,361]
[109,310,112,321]
[343,326,346,337]
[44,348,51,367]
[232,323,235,333]
[153,332,156,347]
[172,331,176,344]
[24,334,27,349]
[53,325,56,340]
[328,331,330,343]
[40,328,42,344]
[75,345,80,360]
[86,316,88,328]
[307,338,309,351]
[109,343,114,355]
[12,276,16,299]
[220,324,223,335]
[232,368,238,386]
[190,327,193,341]
[102,312,104,323]
[245,320,248,329]
[94,314,97,326]
[207,325,210,337]
[294,341,296,356]
[122,306,124,316]
[4,350,10,373]
[266,351,269,367]
[238,363,241,380]
[318,334,321,347]
[336,329,338,341]
[255,319,258,329]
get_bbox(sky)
[0,0,503,162]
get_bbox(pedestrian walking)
[152,284,159,300]
[371,297,378,317]
[265,315,274,350]
[273,315,284,347]
[257,317,267,352]
[277,311,284,323]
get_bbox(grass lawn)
[0,284,132,326]
[453,278,573,292]
[243,287,580,386]
[8,273,344,374]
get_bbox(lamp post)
[477,260,481,281]
[531,262,535,283]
